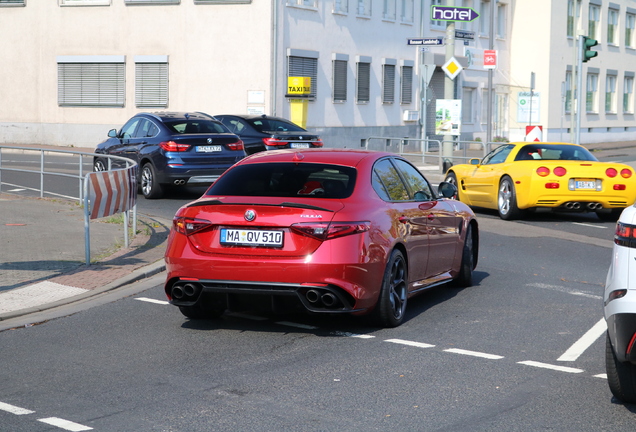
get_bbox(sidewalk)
[0,192,170,321]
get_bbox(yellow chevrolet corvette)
[444,142,636,220]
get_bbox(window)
[333,0,348,13]
[383,0,396,20]
[567,0,576,37]
[496,3,506,38]
[588,4,600,40]
[356,0,371,16]
[624,76,634,113]
[479,0,490,35]
[393,159,433,200]
[332,56,348,102]
[565,70,573,114]
[372,159,410,201]
[627,13,635,48]
[287,0,317,7]
[606,74,617,113]
[400,64,413,105]
[0,0,25,6]
[586,73,598,113]
[481,145,514,165]
[125,0,179,4]
[195,0,250,3]
[57,56,125,107]
[288,50,318,100]
[135,56,168,108]
[400,0,413,23]
[356,57,371,103]
[608,8,618,45]
[382,61,396,104]
[59,0,110,4]
[462,88,474,123]
[431,0,444,29]
[458,0,473,31]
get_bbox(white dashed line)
[572,222,607,229]
[558,318,607,362]
[518,360,584,374]
[0,401,35,415]
[594,373,608,379]
[385,339,435,349]
[38,417,93,431]
[443,348,504,360]
[135,297,169,305]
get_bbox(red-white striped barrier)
[87,168,137,220]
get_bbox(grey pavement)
[0,139,635,323]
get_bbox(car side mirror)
[108,129,118,138]
[437,181,458,199]
[469,158,480,165]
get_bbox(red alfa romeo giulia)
[164,149,479,327]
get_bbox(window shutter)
[333,60,347,102]
[135,63,169,107]
[400,66,413,104]
[382,64,395,104]
[356,62,370,103]
[58,63,125,107]
[288,56,318,99]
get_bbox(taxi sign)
[287,77,311,95]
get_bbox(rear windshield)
[164,120,228,134]
[247,118,305,133]
[206,163,356,199]
[514,144,598,161]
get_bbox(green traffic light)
[583,36,598,62]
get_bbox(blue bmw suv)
[94,112,245,199]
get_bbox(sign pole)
[443,0,456,173]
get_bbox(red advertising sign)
[484,49,497,69]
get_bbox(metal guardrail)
[0,146,138,265]
[363,137,505,171]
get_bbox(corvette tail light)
[290,221,370,241]
[173,217,213,236]
[614,184,627,190]
[621,169,633,178]
[606,168,618,178]
[545,183,560,189]
[553,166,567,177]
[263,137,288,147]
[536,167,550,177]
[160,141,191,152]
[226,140,244,151]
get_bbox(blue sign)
[407,37,444,46]
[431,6,479,22]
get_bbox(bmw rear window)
[206,163,356,199]
[165,120,228,134]
[248,118,305,133]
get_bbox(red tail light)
[553,166,567,177]
[621,169,633,178]
[290,221,370,241]
[614,184,627,190]
[160,141,191,152]
[263,137,288,147]
[536,167,550,177]
[173,217,212,235]
[606,168,618,178]
[226,140,244,151]
[314,139,324,147]
[545,183,560,189]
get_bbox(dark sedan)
[214,114,323,155]
[94,112,245,199]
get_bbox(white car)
[605,203,636,403]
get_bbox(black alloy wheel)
[374,249,408,328]
[454,224,475,287]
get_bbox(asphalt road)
[0,216,633,431]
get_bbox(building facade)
[0,0,633,148]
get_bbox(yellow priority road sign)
[441,57,463,80]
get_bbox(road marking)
[594,373,608,379]
[527,282,602,300]
[135,297,169,305]
[518,360,584,374]
[0,401,35,415]
[385,339,435,349]
[276,321,319,330]
[38,417,93,431]
[573,222,607,229]
[443,348,504,360]
[332,331,375,339]
[558,318,607,362]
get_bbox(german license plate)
[575,180,596,190]
[196,145,223,152]
[290,143,310,149]
[220,228,284,247]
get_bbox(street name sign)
[431,6,479,22]
[455,30,475,40]
[408,37,444,46]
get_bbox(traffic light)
[582,36,598,62]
